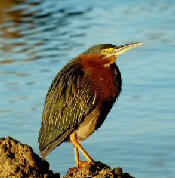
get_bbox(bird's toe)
[78,160,95,169]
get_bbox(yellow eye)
[101,48,114,55]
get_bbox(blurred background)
[0,0,175,177]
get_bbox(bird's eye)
[101,48,114,55]
[101,49,107,55]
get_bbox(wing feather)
[39,60,96,158]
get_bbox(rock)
[0,137,59,178]
[0,137,135,178]
[64,161,134,178]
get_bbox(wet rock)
[0,137,59,178]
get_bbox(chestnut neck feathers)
[79,54,121,102]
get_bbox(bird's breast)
[73,64,121,141]
[85,65,119,103]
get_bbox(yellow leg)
[70,133,94,163]
[74,147,79,167]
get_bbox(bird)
[38,42,143,168]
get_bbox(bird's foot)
[68,161,95,176]
[78,160,95,169]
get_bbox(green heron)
[39,42,143,167]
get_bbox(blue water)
[0,0,175,177]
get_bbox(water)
[0,0,175,177]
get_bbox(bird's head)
[82,42,143,67]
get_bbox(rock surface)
[64,162,134,178]
[0,137,135,178]
[0,137,59,178]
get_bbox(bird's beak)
[105,42,143,60]
[114,42,143,58]
[103,42,143,66]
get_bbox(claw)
[78,160,95,168]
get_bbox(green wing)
[39,60,96,159]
